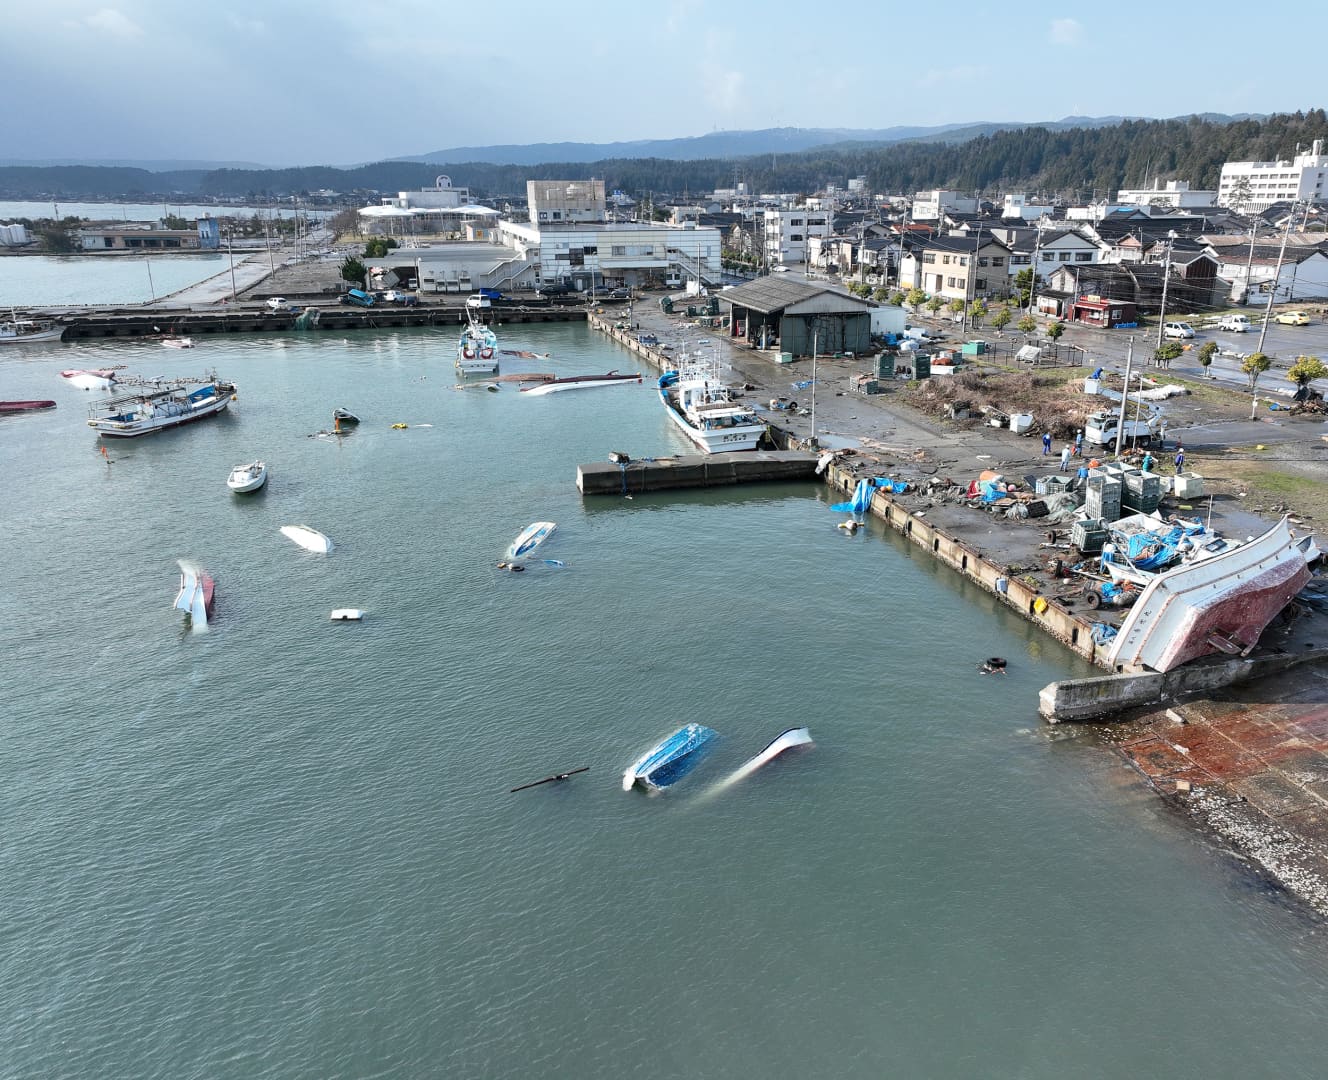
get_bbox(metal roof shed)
[720,276,875,357]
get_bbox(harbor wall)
[578,451,820,495]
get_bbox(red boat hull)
[0,400,56,412]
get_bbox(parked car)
[1163,321,1196,339]
[1274,310,1311,326]
[341,288,374,307]
[607,288,631,299]
[265,297,289,311]
[534,284,572,298]
[1218,314,1250,333]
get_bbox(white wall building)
[1219,141,1328,211]
[499,219,722,289]
[1001,193,1054,222]
[0,223,29,246]
[379,175,470,210]
[763,208,831,268]
[526,180,606,225]
[911,189,978,222]
[1116,180,1217,209]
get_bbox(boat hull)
[521,373,642,395]
[1106,517,1312,672]
[0,321,63,344]
[280,525,333,553]
[62,370,117,391]
[508,521,556,559]
[623,723,720,791]
[0,400,57,413]
[87,379,235,438]
[658,372,765,454]
[227,462,268,493]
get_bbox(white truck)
[1218,313,1250,333]
[1084,409,1162,447]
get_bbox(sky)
[5,0,1326,169]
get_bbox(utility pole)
[226,229,237,304]
[1256,207,1296,354]
[1154,231,1177,352]
[810,327,818,447]
[1115,337,1134,459]
[1241,220,1258,305]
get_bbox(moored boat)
[280,525,333,553]
[623,724,720,791]
[86,372,236,438]
[227,460,268,493]
[1106,516,1312,673]
[174,562,215,629]
[0,317,63,344]
[507,521,556,559]
[456,310,499,375]
[0,399,56,413]
[520,371,643,396]
[658,356,766,453]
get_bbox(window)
[975,278,987,292]
[946,276,956,288]
[1041,252,1055,261]
[1075,252,1093,262]
[992,257,1005,266]
[942,254,951,264]
[978,257,989,267]
[611,245,626,256]
[923,253,936,264]
[1059,253,1071,262]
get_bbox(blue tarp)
[792,379,816,391]
[830,478,877,515]
[1091,623,1118,646]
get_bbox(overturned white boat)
[507,521,556,560]
[280,525,333,553]
[721,727,813,786]
[173,561,215,631]
[330,609,364,621]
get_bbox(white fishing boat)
[280,525,333,553]
[657,355,765,453]
[1106,516,1312,673]
[456,310,499,375]
[61,367,121,391]
[86,372,236,438]
[0,317,63,344]
[226,460,268,493]
[507,521,556,559]
[174,562,215,630]
[519,371,642,396]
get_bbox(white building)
[911,189,978,222]
[499,219,722,289]
[526,179,606,225]
[763,207,831,268]
[1001,193,1054,222]
[1219,141,1328,211]
[379,175,469,210]
[1116,180,1217,209]
[0,222,29,246]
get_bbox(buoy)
[837,520,861,533]
[391,423,408,429]
[980,657,1008,674]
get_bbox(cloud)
[79,8,144,38]
[1049,18,1083,45]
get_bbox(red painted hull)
[0,400,56,412]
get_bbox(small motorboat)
[519,371,643,396]
[330,609,364,621]
[226,460,268,493]
[174,562,215,630]
[507,521,556,560]
[280,525,333,553]
[334,408,361,425]
[61,368,121,391]
[0,400,56,413]
[622,724,720,791]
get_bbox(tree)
[968,299,987,327]
[925,295,943,315]
[35,223,76,253]
[340,255,367,285]
[1016,314,1037,335]
[1046,321,1065,341]
[1197,340,1218,375]
[889,290,907,306]
[363,237,399,258]
[905,287,926,307]
[946,297,965,315]
[1014,268,1039,309]
[1287,354,1328,388]
[1155,341,1184,365]
[990,305,1012,332]
[872,287,891,303]
[1242,351,1272,392]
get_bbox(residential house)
[915,235,1013,304]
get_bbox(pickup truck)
[1084,409,1161,446]
[1218,314,1250,333]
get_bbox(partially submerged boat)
[508,521,556,560]
[174,562,215,629]
[622,724,720,791]
[227,460,268,493]
[161,336,194,349]
[721,727,813,786]
[520,371,643,396]
[86,372,236,438]
[330,609,364,621]
[280,525,333,553]
[1106,516,1312,673]
[333,408,361,425]
[0,317,63,344]
[0,400,56,413]
[61,367,121,391]
[456,310,499,375]
[658,356,765,453]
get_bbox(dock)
[577,450,820,495]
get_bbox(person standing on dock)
[1042,431,1052,455]
[1073,430,1083,457]
[1060,445,1072,471]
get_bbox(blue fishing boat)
[622,723,719,791]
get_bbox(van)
[343,288,374,307]
[1218,314,1250,333]
[1163,321,1195,339]
[466,294,492,309]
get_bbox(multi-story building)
[913,235,1013,304]
[1218,141,1328,211]
[911,189,979,222]
[1115,180,1217,209]
[763,207,831,268]
[526,179,607,225]
[499,219,722,290]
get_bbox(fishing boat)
[622,724,720,791]
[226,460,268,493]
[520,371,643,396]
[456,310,499,375]
[280,525,333,553]
[507,521,556,559]
[1106,516,1312,673]
[333,408,361,425]
[61,368,121,391]
[658,356,765,453]
[721,727,813,786]
[174,562,215,629]
[0,317,63,344]
[0,399,56,413]
[86,372,236,438]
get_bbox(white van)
[265,297,289,311]
[1163,321,1195,339]
[1218,314,1250,333]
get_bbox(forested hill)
[1,111,1325,203]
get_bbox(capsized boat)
[722,727,813,785]
[227,460,268,493]
[0,317,63,344]
[623,724,720,791]
[280,525,333,553]
[61,367,122,391]
[0,399,56,413]
[86,371,236,438]
[333,408,361,425]
[161,336,194,349]
[658,355,766,453]
[1106,516,1312,673]
[507,521,556,560]
[174,562,215,629]
[519,371,643,396]
[330,609,365,621]
[456,310,499,375]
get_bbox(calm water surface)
[0,253,235,307]
[2,323,1327,1078]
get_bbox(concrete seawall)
[578,450,820,495]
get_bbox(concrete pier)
[578,450,820,495]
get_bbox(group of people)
[1042,429,1185,473]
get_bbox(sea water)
[2,323,1327,1078]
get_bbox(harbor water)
[0,253,236,306]
[3,322,1328,1078]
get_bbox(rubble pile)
[909,368,1091,439]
